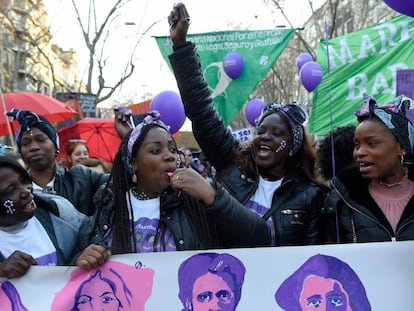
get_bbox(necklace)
[131,187,150,200]
[378,167,408,188]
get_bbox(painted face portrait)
[74,270,121,311]
[275,254,371,311]
[192,272,235,311]
[52,261,154,311]
[300,276,351,311]
[178,253,246,311]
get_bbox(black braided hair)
[110,123,219,254]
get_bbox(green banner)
[154,29,295,125]
[310,14,414,135]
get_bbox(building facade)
[0,0,82,95]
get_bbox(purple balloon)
[296,52,313,71]
[383,0,414,17]
[150,90,186,134]
[300,61,323,92]
[223,52,244,79]
[245,98,266,127]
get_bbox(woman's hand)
[170,168,216,205]
[114,107,134,139]
[168,2,190,46]
[76,244,111,270]
[0,251,37,279]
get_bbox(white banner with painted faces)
[1,241,414,310]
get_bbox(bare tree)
[70,0,164,105]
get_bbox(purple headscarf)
[6,109,59,152]
[126,110,170,163]
[355,93,414,156]
[257,103,308,156]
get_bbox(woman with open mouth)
[167,3,327,247]
[0,155,105,278]
[323,94,414,243]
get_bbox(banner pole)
[0,87,16,151]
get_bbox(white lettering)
[359,34,377,58]
[371,72,391,96]
[347,63,410,100]
[328,39,355,70]
[347,73,368,100]
[374,23,399,54]
[137,224,157,231]
[328,18,414,69]
[398,20,414,42]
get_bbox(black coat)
[90,182,270,251]
[53,165,108,216]
[169,42,325,246]
[322,165,414,243]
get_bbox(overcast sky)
[43,0,321,101]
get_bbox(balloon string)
[324,17,335,184]
[324,15,340,244]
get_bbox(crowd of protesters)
[1,3,414,284]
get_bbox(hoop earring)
[400,153,405,165]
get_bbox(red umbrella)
[58,118,121,163]
[0,92,77,136]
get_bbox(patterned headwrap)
[355,93,414,156]
[256,103,308,155]
[6,109,59,152]
[126,110,170,163]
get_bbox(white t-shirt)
[0,217,58,266]
[244,176,283,246]
[32,178,55,193]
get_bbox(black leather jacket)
[89,181,270,251]
[322,165,414,243]
[53,165,108,216]
[169,43,325,246]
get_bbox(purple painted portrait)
[178,252,246,311]
[0,281,28,311]
[275,254,371,311]
[51,261,154,311]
